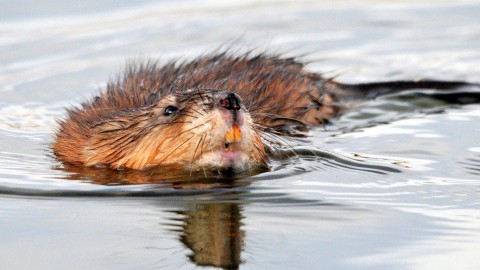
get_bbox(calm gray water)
[1,1,480,269]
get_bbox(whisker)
[250,112,309,126]
[248,102,304,114]
[176,119,211,136]
[157,134,195,166]
[189,133,205,178]
[175,111,198,119]
[153,121,193,128]
[187,107,204,117]
[256,129,301,160]
[190,76,209,114]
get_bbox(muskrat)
[53,52,477,176]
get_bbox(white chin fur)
[189,150,252,174]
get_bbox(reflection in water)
[175,203,243,270]
[53,145,402,186]
[57,163,257,187]
[61,162,248,268]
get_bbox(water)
[1,0,480,269]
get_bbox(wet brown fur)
[53,52,347,171]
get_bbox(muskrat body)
[53,52,474,175]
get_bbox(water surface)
[1,1,480,269]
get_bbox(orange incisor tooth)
[225,123,241,143]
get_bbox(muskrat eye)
[164,105,178,116]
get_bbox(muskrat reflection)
[174,203,243,270]
[57,163,255,186]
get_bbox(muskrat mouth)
[224,123,241,151]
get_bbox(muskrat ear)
[93,120,127,134]
[92,108,153,135]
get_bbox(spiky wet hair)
[53,52,339,168]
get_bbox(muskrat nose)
[220,92,241,110]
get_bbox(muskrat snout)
[220,92,241,111]
[178,90,267,174]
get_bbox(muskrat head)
[86,89,268,175]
